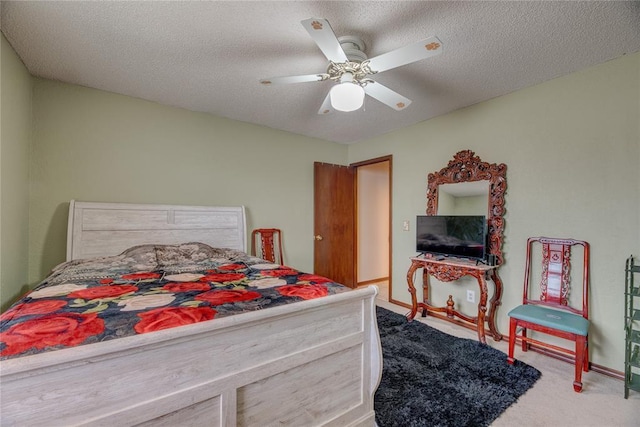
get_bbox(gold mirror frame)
[427,150,507,265]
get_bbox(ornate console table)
[406,255,503,344]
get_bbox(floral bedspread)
[0,243,349,360]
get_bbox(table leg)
[487,269,504,341]
[421,269,430,317]
[406,261,421,321]
[476,274,489,344]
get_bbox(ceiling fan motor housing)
[327,36,375,85]
[338,36,367,62]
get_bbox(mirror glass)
[437,181,490,216]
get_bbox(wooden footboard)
[0,286,381,426]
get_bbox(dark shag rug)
[375,306,541,427]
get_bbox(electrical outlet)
[402,220,410,231]
[466,289,475,303]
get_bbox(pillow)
[44,245,159,286]
[154,242,229,267]
[119,244,160,266]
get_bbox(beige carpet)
[376,300,640,426]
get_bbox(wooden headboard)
[66,200,247,261]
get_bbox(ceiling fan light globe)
[330,83,365,112]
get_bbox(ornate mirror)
[426,150,507,265]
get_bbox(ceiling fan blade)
[367,36,443,73]
[363,81,412,111]
[301,18,348,63]
[317,92,334,115]
[260,74,328,85]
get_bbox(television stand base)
[406,256,503,344]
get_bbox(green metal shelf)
[629,342,640,368]
[626,372,640,393]
[625,255,640,398]
[625,287,640,296]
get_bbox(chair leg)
[583,339,590,372]
[521,327,528,352]
[507,318,517,365]
[573,336,586,392]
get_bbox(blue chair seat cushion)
[508,304,589,336]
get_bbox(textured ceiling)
[2,1,639,144]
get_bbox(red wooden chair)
[507,237,590,392]
[251,228,284,265]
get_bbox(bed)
[0,200,382,426]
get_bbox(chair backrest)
[523,237,590,319]
[251,228,284,265]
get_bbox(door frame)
[351,155,393,301]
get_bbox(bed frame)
[1,201,382,426]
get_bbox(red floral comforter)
[0,243,349,359]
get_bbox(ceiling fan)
[260,18,443,114]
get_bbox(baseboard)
[357,277,389,286]
[384,299,624,381]
[523,343,624,380]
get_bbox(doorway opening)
[352,156,392,302]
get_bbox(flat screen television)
[416,215,487,261]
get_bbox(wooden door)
[314,162,356,288]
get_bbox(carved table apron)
[406,257,503,344]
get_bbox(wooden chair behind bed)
[251,228,284,265]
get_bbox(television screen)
[416,215,487,260]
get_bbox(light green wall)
[29,79,347,283]
[0,34,32,311]
[349,52,640,370]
